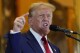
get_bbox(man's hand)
[12,13,28,32]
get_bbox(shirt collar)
[30,28,47,42]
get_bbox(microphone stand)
[65,32,80,42]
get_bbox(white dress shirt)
[30,28,53,53]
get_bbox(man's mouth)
[43,23,49,27]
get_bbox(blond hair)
[28,2,56,17]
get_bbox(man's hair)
[28,2,56,17]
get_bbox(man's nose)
[44,15,48,20]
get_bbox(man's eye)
[47,15,51,17]
[39,15,43,16]
[39,14,51,18]
[39,15,44,17]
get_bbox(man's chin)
[42,29,50,35]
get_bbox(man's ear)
[28,17,33,26]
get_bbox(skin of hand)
[12,13,28,32]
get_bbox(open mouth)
[43,23,49,28]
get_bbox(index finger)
[22,13,29,17]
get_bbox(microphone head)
[49,25,59,31]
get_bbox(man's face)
[29,6,53,36]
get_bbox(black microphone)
[49,25,78,34]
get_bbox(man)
[5,2,60,53]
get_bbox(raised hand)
[12,13,29,32]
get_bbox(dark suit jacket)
[5,30,60,53]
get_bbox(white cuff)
[10,30,20,34]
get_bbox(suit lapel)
[25,31,43,53]
[48,41,57,53]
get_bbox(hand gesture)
[12,13,29,32]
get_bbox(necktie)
[41,36,51,53]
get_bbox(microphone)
[49,25,78,34]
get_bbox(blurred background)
[0,0,80,53]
